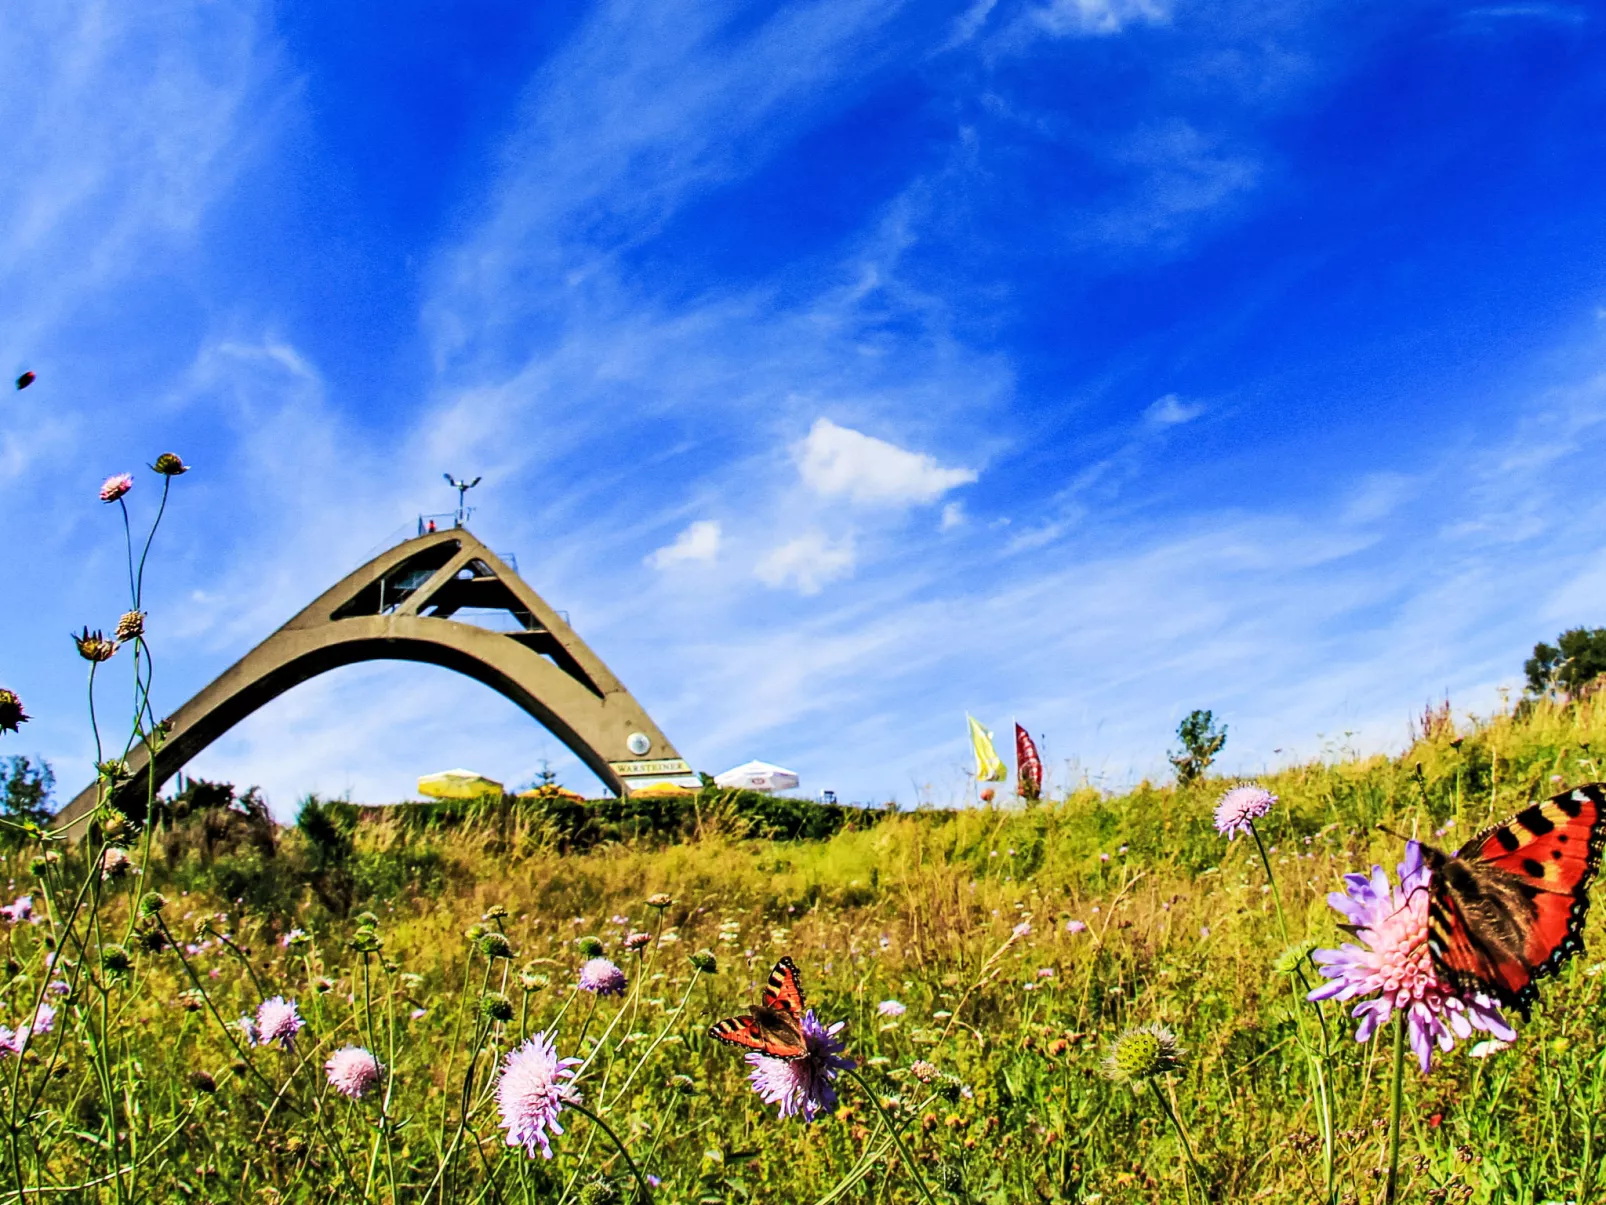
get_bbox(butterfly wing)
[708,1006,807,1059]
[709,957,810,1060]
[761,956,807,1018]
[1428,783,1606,1015]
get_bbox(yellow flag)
[967,714,1007,782]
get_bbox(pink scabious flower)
[1011,921,1032,939]
[0,1027,18,1057]
[876,999,906,1017]
[577,957,627,997]
[623,931,652,952]
[746,1010,854,1122]
[0,895,34,925]
[99,473,133,503]
[254,996,304,1051]
[325,1045,384,1100]
[1065,919,1087,934]
[1308,841,1515,1073]
[29,1003,54,1036]
[496,1031,581,1159]
[1214,784,1276,839]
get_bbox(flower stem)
[569,1100,653,1201]
[844,1067,939,1205]
[1149,1078,1212,1202]
[1385,1010,1407,1205]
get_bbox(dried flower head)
[151,453,189,476]
[478,931,514,960]
[325,1045,384,1100]
[255,997,305,1051]
[73,627,117,663]
[0,690,28,735]
[578,957,627,997]
[100,944,133,979]
[646,893,674,910]
[100,848,134,880]
[114,611,145,644]
[1214,784,1276,839]
[1103,1023,1185,1085]
[909,1060,938,1083]
[480,992,515,1023]
[483,903,509,920]
[99,473,133,503]
[496,1030,582,1159]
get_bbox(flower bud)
[477,931,513,960]
[576,935,604,957]
[688,949,717,974]
[478,992,514,1023]
[152,453,189,476]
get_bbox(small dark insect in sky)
[15,371,35,390]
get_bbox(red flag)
[1015,723,1042,800]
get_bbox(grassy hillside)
[7,694,1606,1202]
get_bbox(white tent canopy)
[713,760,800,793]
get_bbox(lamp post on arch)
[444,473,482,528]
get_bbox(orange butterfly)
[708,956,808,1060]
[1421,783,1606,1017]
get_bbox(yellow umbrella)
[417,768,505,800]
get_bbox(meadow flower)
[114,610,145,643]
[0,896,34,924]
[0,1028,18,1057]
[496,1031,582,1159]
[623,931,652,952]
[1103,1023,1185,1085]
[0,690,28,734]
[29,1004,55,1035]
[688,949,717,974]
[909,1059,938,1082]
[237,1015,260,1046]
[255,996,304,1051]
[745,1010,854,1122]
[578,957,627,997]
[1065,920,1087,934]
[325,1045,383,1100]
[280,928,306,948]
[99,473,133,503]
[877,999,907,1017]
[646,892,674,909]
[1012,921,1032,939]
[1307,841,1514,1073]
[1214,784,1276,838]
[100,848,134,880]
[151,452,189,476]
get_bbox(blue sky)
[4,0,1606,814]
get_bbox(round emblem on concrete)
[626,732,651,755]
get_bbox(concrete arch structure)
[57,527,699,826]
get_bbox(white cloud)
[647,519,722,568]
[1031,0,1169,37]
[941,502,966,531]
[795,418,978,507]
[1144,393,1205,426]
[755,531,855,595]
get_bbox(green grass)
[8,693,1606,1202]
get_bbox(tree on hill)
[1525,627,1606,698]
[0,755,53,827]
[1169,709,1226,785]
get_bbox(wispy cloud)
[755,531,856,594]
[1144,393,1204,426]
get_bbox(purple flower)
[0,1027,18,1057]
[1214,785,1276,838]
[1308,841,1515,1073]
[237,1015,260,1046]
[1065,920,1087,934]
[29,1004,54,1036]
[578,957,627,997]
[255,996,304,1051]
[496,1031,581,1158]
[0,896,34,925]
[99,473,133,503]
[876,999,906,1017]
[325,1045,384,1100]
[745,1010,854,1122]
